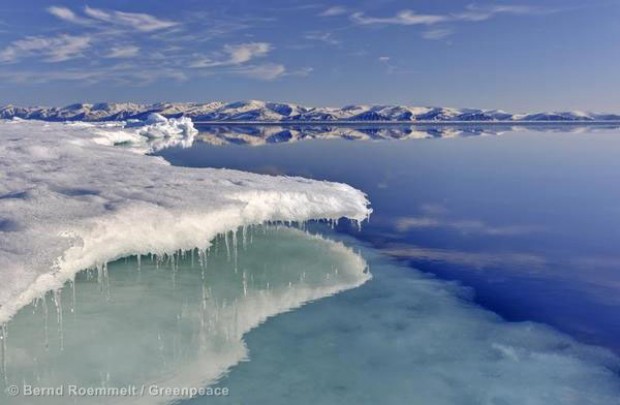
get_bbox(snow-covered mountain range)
[2,100,620,122]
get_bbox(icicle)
[52,289,64,351]
[97,263,103,285]
[169,251,178,289]
[213,234,219,255]
[241,225,247,250]
[242,270,248,297]
[232,229,238,273]
[0,323,7,386]
[202,284,208,312]
[198,249,207,279]
[103,262,111,301]
[224,231,231,261]
[137,255,142,272]
[42,296,49,349]
[70,278,76,314]
[32,297,39,314]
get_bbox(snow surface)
[0,118,371,324]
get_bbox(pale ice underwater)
[0,118,619,404]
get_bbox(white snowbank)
[0,119,371,323]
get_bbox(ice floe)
[0,118,371,324]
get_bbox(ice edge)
[0,117,372,324]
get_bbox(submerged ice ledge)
[0,118,371,324]
[1,227,371,404]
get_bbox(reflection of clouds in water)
[394,216,545,236]
[419,202,450,216]
[573,256,620,270]
[393,202,545,236]
[383,244,547,270]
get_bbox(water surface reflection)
[1,227,369,404]
[160,126,620,354]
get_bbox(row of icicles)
[0,218,364,384]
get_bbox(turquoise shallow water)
[2,226,620,405]
[0,227,369,404]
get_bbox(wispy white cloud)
[83,6,178,32]
[352,10,447,26]
[232,63,286,80]
[1,6,299,84]
[106,45,140,59]
[190,42,272,68]
[422,28,454,40]
[47,6,93,25]
[454,5,542,22]
[376,55,414,75]
[0,34,91,63]
[47,5,178,32]
[320,6,348,17]
[0,65,187,85]
[285,66,313,78]
[187,42,290,80]
[225,42,271,64]
[351,4,544,28]
[304,31,340,46]
[239,64,313,80]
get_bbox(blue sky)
[0,0,619,112]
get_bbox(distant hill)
[2,100,620,123]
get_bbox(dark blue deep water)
[159,126,620,355]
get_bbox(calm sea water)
[3,125,620,404]
[160,125,620,355]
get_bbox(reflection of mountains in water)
[195,124,620,146]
